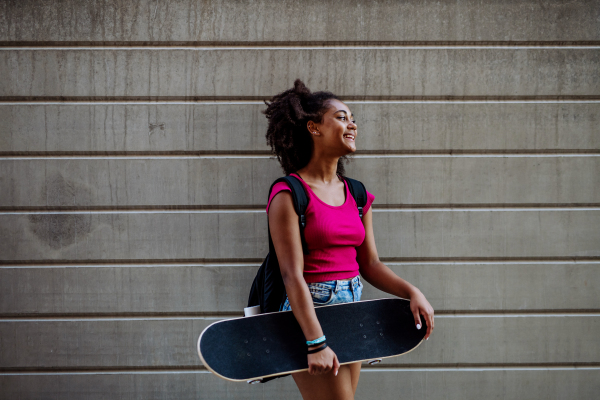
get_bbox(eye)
[337,116,346,121]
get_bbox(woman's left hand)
[409,289,434,340]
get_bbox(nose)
[348,120,357,130]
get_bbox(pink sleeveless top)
[266,174,375,283]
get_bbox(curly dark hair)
[263,79,346,176]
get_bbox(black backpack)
[247,175,368,314]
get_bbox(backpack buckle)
[358,207,363,219]
[300,214,306,228]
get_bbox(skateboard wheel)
[247,379,262,384]
[367,359,382,365]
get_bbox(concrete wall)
[1,1,599,398]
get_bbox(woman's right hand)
[307,346,340,376]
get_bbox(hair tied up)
[263,79,345,176]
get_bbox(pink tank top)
[266,174,375,283]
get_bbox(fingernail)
[426,338,429,340]
[335,371,338,376]
[416,324,421,330]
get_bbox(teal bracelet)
[306,335,326,346]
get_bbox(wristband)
[306,335,326,346]
[307,343,328,354]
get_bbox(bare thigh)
[292,362,361,400]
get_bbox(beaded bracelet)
[306,335,326,346]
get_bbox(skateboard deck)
[197,298,427,382]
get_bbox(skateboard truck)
[247,379,263,384]
[367,359,382,365]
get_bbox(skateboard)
[197,298,427,382]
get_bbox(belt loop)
[334,280,339,293]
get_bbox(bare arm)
[268,191,339,375]
[356,208,435,339]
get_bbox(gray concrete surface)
[2,263,598,315]
[1,211,599,260]
[1,316,598,368]
[2,157,599,207]
[2,0,599,42]
[2,103,599,152]
[1,49,599,97]
[1,0,599,398]
[3,370,600,400]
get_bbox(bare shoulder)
[268,189,302,245]
[268,190,295,218]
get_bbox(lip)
[343,133,356,141]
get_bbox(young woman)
[264,80,434,400]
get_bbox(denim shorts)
[280,275,363,311]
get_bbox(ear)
[307,121,320,135]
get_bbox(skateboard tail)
[197,316,306,382]
[197,319,250,382]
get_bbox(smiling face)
[307,99,358,157]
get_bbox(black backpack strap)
[343,177,368,219]
[268,176,310,255]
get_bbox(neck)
[297,156,340,183]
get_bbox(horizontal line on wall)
[2,363,600,376]
[384,260,600,265]
[0,258,265,267]
[0,262,263,269]
[2,203,599,212]
[1,259,599,270]
[0,155,275,160]
[1,257,598,268]
[1,95,600,105]
[1,40,599,50]
[364,363,600,372]
[376,203,600,209]
[0,313,241,321]
[3,100,600,106]
[435,311,600,318]
[382,257,600,263]
[0,150,266,157]
[1,154,599,161]
[0,208,264,215]
[352,153,600,159]
[0,366,210,376]
[1,149,599,159]
[1,310,599,322]
[356,150,600,155]
[374,207,600,212]
[2,205,599,215]
[0,205,263,212]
